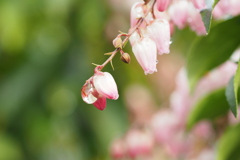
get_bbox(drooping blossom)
[168,0,191,29]
[156,0,171,12]
[188,5,206,35]
[169,0,206,35]
[146,19,171,54]
[132,36,158,75]
[81,70,119,110]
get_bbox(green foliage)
[187,15,240,90]
[217,124,240,160]
[226,60,240,117]
[187,88,229,130]
[226,76,238,117]
[0,0,130,159]
[200,0,220,34]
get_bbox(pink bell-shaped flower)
[156,0,171,12]
[146,19,171,55]
[132,37,157,75]
[81,71,119,110]
[168,0,191,29]
[93,71,119,100]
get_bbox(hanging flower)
[132,36,158,75]
[81,70,119,110]
[146,19,171,55]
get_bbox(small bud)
[113,37,123,49]
[121,53,131,64]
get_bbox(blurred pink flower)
[168,1,191,29]
[146,19,171,55]
[164,131,190,158]
[193,148,216,160]
[230,0,240,16]
[156,0,171,12]
[151,110,179,143]
[81,71,119,110]
[132,37,158,75]
[170,62,237,126]
[188,6,206,35]
[110,138,126,159]
[191,121,214,140]
[125,129,154,158]
[213,0,231,19]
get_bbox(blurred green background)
[0,0,135,159]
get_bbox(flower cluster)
[81,0,240,110]
[109,61,238,159]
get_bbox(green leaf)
[226,76,239,118]
[234,60,240,111]
[187,16,240,90]
[217,124,240,160]
[187,88,229,130]
[200,0,220,34]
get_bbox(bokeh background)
[0,0,215,159]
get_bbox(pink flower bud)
[113,37,123,49]
[156,0,171,12]
[81,71,119,110]
[190,0,206,10]
[93,71,119,100]
[132,37,157,75]
[121,52,131,64]
[146,19,171,55]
